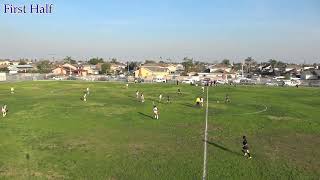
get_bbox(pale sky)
[0,0,319,63]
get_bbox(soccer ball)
[217,101,219,103]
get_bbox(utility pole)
[242,60,244,78]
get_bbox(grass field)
[0,81,319,179]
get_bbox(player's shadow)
[181,103,197,108]
[206,141,242,157]
[138,112,154,119]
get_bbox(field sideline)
[0,81,319,179]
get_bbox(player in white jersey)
[86,87,90,95]
[141,93,145,103]
[83,93,87,102]
[136,90,139,99]
[200,97,204,107]
[201,86,205,93]
[153,105,159,120]
[159,94,162,102]
[11,87,15,94]
[2,105,7,117]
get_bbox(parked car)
[52,77,63,80]
[182,79,195,84]
[266,82,278,86]
[283,80,300,86]
[153,78,166,83]
[239,79,256,85]
[216,80,227,84]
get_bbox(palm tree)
[244,57,255,73]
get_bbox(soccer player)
[201,86,205,93]
[153,105,159,120]
[83,93,87,102]
[225,94,230,103]
[167,95,170,103]
[2,104,7,117]
[141,93,145,103]
[86,87,90,95]
[196,97,201,106]
[178,88,181,95]
[136,90,139,99]
[10,87,14,94]
[159,94,163,102]
[126,83,129,89]
[200,97,204,107]
[242,136,252,159]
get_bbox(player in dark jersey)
[225,94,230,103]
[242,136,252,159]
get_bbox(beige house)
[83,65,99,75]
[52,64,78,75]
[110,63,126,73]
[0,60,10,66]
[134,66,170,79]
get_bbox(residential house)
[166,64,184,74]
[301,70,320,80]
[198,70,237,81]
[83,65,99,75]
[0,60,10,66]
[110,63,126,74]
[285,64,303,73]
[134,65,170,80]
[207,64,232,73]
[52,63,78,76]
[10,61,20,66]
[8,64,35,73]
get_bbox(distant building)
[0,60,10,66]
[8,64,35,73]
[207,64,232,73]
[52,64,78,76]
[83,65,99,75]
[134,66,170,79]
[301,70,320,80]
[110,63,126,74]
[198,71,237,81]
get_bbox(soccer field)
[0,81,319,179]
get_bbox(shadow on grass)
[181,103,199,108]
[206,141,243,157]
[138,112,154,119]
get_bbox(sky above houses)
[0,0,319,63]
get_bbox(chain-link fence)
[1,73,320,87]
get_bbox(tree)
[111,58,118,64]
[144,60,156,64]
[64,56,76,64]
[0,67,9,72]
[100,62,111,74]
[89,57,104,65]
[194,62,206,72]
[37,60,52,73]
[244,57,255,73]
[19,60,27,65]
[268,59,277,68]
[221,59,230,65]
[182,57,193,73]
[126,61,139,71]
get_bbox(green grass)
[0,81,319,179]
